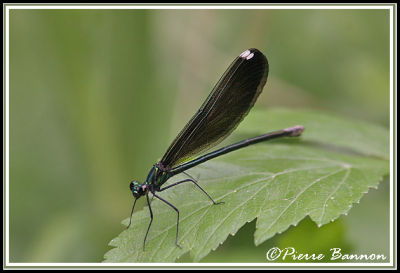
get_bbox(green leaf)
[103,109,389,262]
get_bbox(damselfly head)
[129,180,148,199]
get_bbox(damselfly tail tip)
[285,125,305,137]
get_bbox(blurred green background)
[9,8,390,263]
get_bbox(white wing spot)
[246,53,254,60]
[239,49,251,59]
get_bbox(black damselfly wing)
[161,48,269,168]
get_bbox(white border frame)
[4,3,396,268]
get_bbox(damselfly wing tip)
[239,48,260,60]
[239,49,251,58]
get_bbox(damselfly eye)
[130,180,147,199]
[130,180,141,192]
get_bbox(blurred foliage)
[8,8,390,263]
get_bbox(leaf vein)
[264,168,345,233]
